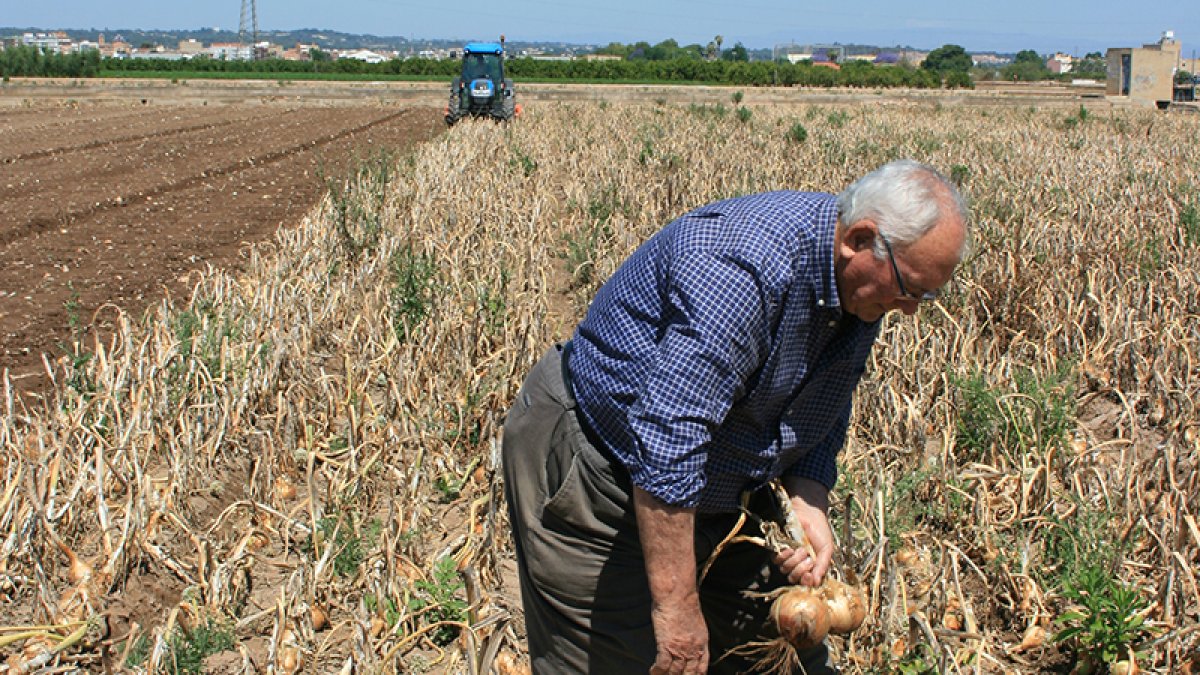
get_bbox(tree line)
[89,52,957,88]
[0,45,101,78]
[1,41,1109,86]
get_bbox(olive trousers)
[502,344,836,674]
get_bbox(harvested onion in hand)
[771,586,831,648]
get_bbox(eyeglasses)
[880,235,938,303]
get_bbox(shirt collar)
[812,195,842,313]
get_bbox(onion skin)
[771,586,831,648]
[820,577,868,634]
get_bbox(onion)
[820,577,867,634]
[311,604,329,631]
[770,586,830,648]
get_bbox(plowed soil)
[0,101,443,399]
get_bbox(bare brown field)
[0,99,444,396]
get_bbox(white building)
[340,49,388,63]
[1047,52,1074,74]
[22,32,71,53]
[211,42,253,60]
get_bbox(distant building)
[1106,31,1182,107]
[211,42,253,60]
[340,49,387,63]
[971,53,1009,66]
[1047,52,1074,74]
[178,39,205,55]
[22,32,71,54]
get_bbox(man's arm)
[633,487,709,675]
[772,476,834,587]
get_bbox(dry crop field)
[0,98,1198,674]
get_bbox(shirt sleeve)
[784,399,851,491]
[625,249,772,507]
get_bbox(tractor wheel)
[498,93,516,122]
[446,91,463,126]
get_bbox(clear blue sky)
[6,0,1199,55]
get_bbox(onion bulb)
[770,586,830,648]
[819,577,867,634]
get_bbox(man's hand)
[648,594,709,674]
[633,488,709,674]
[773,477,834,587]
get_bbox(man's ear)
[844,219,879,252]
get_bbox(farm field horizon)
[0,86,1197,673]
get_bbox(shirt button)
[817,299,825,307]
[828,320,837,327]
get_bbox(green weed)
[477,272,510,338]
[123,634,151,668]
[410,557,468,646]
[303,515,382,578]
[950,164,970,187]
[1053,566,1153,667]
[731,90,744,104]
[562,185,624,288]
[787,122,808,144]
[1179,201,1199,247]
[389,244,437,343]
[826,110,850,128]
[510,147,537,176]
[884,465,969,550]
[736,106,752,124]
[173,300,241,371]
[952,362,1075,464]
[165,616,236,674]
[687,102,728,118]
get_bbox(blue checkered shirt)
[569,191,880,512]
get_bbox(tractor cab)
[445,38,519,124]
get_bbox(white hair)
[837,159,970,259]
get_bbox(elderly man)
[503,159,969,674]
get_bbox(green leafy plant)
[950,164,970,187]
[787,122,808,144]
[687,102,729,118]
[826,110,850,128]
[172,298,242,381]
[952,362,1075,463]
[884,465,969,551]
[1179,201,1199,247]
[562,184,624,288]
[166,616,236,674]
[303,515,381,578]
[510,147,537,176]
[123,634,151,668]
[390,244,437,343]
[410,557,468,645]
[736,106,752,123]
[731,90,744,104]
[1053,566,1153,667]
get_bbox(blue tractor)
[445,37,519,125]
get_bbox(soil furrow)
[0,109,269,163]
[0,107,411,249]
[0,103,443,397]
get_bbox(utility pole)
[239,0,258,48]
